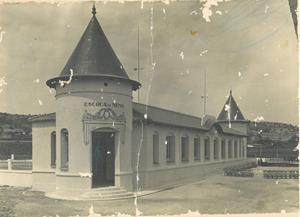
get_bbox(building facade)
[30,6,250,196]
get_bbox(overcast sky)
[0,0,298,125]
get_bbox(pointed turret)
[46,5,140,90]
[217,90,245,121]
[217,90,248,135]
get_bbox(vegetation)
[247,121,298,159]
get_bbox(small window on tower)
[104,82,108,86]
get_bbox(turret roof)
[46,5,140,90]
[217,90,246,122]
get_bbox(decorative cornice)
[83,108,126,123]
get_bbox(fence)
[0,159,32,171]
[257,158,299,167]
[263,170,299,179]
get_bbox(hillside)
[247,121,298,159]
[0,113,34,139]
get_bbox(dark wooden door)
[92,132,115,187]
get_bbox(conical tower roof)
[46,5,140,90]
[217,90,246,121]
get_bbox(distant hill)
[0,113,34,139]
[0,113,34,159]
[247,121,298,159]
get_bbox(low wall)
[0,170,32,187]
[135,159,255,190]
[0,158,256,192]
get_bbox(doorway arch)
[91,127,118,188]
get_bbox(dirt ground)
[0,174,298,217]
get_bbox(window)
[221,139,225,159]
[166,134,175,163]
[214,138,219,160]
[153,133,159,164]
[61,128,69,171]
[239,139,242,158]
[234,140,238,158]
[181,136,189,162]
[50,131,56,168]
[241,140,244,158]
[228,140,233,158]
[194,137,200,161]
[204,137,210,161]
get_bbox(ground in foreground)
[0,174,298,217]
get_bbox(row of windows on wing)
[50,129,68,171]
[152,133,246,164]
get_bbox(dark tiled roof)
[29,113,55,122]
[133,102,207,130]
[217,90,246,121]
[218,124,247,137]
[46,7,140,90]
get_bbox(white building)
[30,6,251,199]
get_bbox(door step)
[80,187,134,200]
[46,186,135,201]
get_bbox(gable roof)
[217,90,246,122]
[132,102,206,130]
[46,5,140,90]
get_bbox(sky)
[0,0,298,125]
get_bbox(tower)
[46,5,140,191]
[217,90,249,134]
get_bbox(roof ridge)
[133,102,202,120]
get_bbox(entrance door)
[92,131,115,187]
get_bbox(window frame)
[152,132,159,165]
[204,137,210,161]
[181,136,189,162]
[166,134,175,163]
[213,138,219,160]
[60,128,69,171]
[221,139,226,160]
[50,131,56,168]
[193,137,201,161]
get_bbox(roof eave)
[217,120,250,124]
[46,74,141,91]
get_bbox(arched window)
[50,131,56,168]
[228,140,233,159]
[221,139,226,159]
[153,132,159,164]
[241,140,244,158]
[166,134,175,163]
[234,140,238,158]
[61,128,69,171]
[239,139,242,158]
[214,138,219,160]
[204,137,210,161]
[194,136,200,161]
[181,136,189,162]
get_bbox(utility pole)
[134,24,143,103]
[137,24,140,103]
[201,70,208,116]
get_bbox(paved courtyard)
[0,174,298,217]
